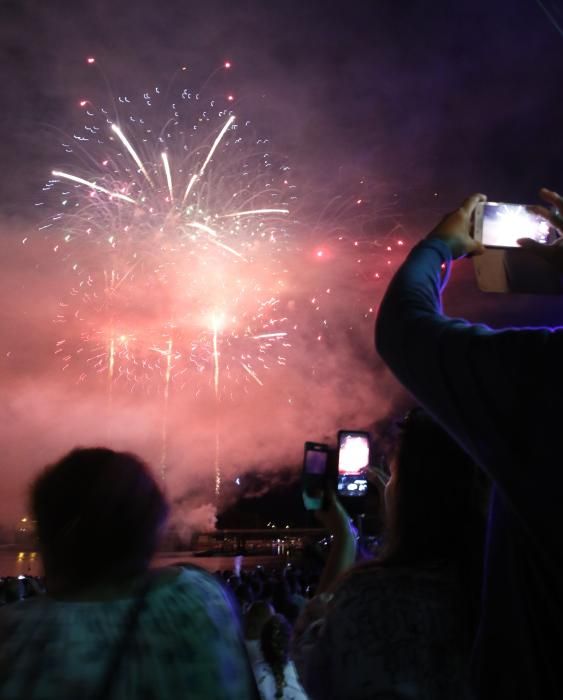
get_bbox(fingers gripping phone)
[472,202,561,293]
[473,202,551,248]
[302,442,330,511]
[337,430,370,498]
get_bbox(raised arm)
[376,194,493,460]
[313,491,357,596]
[375,194,559,515]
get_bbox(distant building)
[14,517,38,548]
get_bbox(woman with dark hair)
[294,408,488,700]
[251,613,308,700]
[0,448,256,699]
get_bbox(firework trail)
[33,66,410,497]
[37,77,302,493]
[43,84,294,405]
[158,336,174,481]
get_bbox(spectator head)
[2,578,25,603]
[227,575,241,588]
[234,582,255,613]
[248,574,264,599]
[284,568,298,595]
[261,579,274,602]
[272,579,290,612]
[282,600,301,626]
[261,614,291,699]
[31,447,169,593]
[244,599,274,640]
[383,407,488,568]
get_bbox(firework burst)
[40,85,295,398]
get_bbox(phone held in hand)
[302,442,330,511]
[473,202,550,249]
[337,430,370,499]
[472,201,562,294]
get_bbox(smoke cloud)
[1,0,562,527]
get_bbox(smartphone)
[302,442,330,511]
[337,430,370,498]
[473,202,561,294]
[473,202,551,248]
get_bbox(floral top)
[0,566,256,699]
[293,566,473,700]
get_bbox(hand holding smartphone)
[473,202,552,249]
[302,430,371,512]
[472,201,561,294]
[302,442,330,511]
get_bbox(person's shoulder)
[152,565,226,599]
[334,562,417,590]
[0,596,52,637]
[0,595,52,618]
[0,594,49,611]
[150,565,242,626]
[332,563,457,608]
[145,566,247,653]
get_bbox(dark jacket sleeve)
[375,239,561,530]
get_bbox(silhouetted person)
[376,189,563,698]
[0,447,256,699]
[295,409,487,699]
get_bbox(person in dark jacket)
[375,188,563,699]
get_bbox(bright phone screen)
[481,202,550,248]
[337,432,369,497]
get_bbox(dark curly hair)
[383,407,488,570]
[260,614,291,699]
[31,447,169,592]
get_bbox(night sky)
[2,0,562,214]
[0,0,562,526]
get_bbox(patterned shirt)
[0,566,256,699]
[293,566,472,700]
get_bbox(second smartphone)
[336,430,370,498]
[302,441,330,510]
